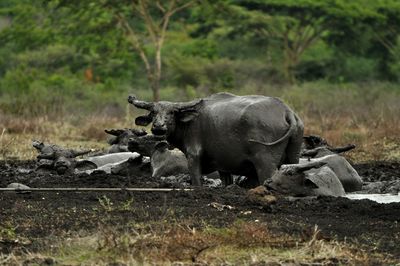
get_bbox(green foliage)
[1,0,400,117]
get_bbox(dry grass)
[0,221,395,265]
[303,114,400,162]
[1,112,398,162]
[0,114,140,160]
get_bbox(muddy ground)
[0,160,400,261]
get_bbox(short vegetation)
[0,1,400,264]
[0,0,399,161]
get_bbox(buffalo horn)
[127,95,154,110]
[292,161,327,173]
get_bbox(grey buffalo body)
[110,156,151,176]
[105,128,147,153]
[33,140,92,174]
[128,134,166,157]
[76,152,138,171]
[268,161,346,197]
[128,134,235,181]
[151,141,189,178]
[129,92,304,186]
[301,135,356,158]
[128,134,190,178]
[299,154,362,192]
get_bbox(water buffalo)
[299,154,362,192]
[128,134,190,178]
[128,92,304,186]
[128,134,166,157]
[151,141,189,178]
[301,135,356,158]
[105,128,147,153]
[267,161,346,197]
[76,152,138,171]
[33,140,92,174]
[128,134,233,182]
[110,156,151,176]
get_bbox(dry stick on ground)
[0,187,193,192]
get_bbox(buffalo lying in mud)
[105,128,147,153]
[33,140,92,174]
[33,140,143,175]
[301,135,356,158]
[299,154,363,192]
[268,152,363,197]
[128,134,238,183]
[150,141,189,179]
[267,160,346,197]
[129,134,198,179]
[128,92,304,187]
[128,133,166,157]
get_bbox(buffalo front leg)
[252,157,276,186]
[187,155,202,186]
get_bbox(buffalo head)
[268,161,327,196]
[128,95,203,136]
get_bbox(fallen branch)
[0,187,193,192]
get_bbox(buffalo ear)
[177,109,199,123]
[135,115,153,126]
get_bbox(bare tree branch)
[115,12,152,76]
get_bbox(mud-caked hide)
[267,161,345,197]
[299,154,362,192]
[128,92,304,187]
[151,141,189,179]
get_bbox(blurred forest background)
[0,0,399,161]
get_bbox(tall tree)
[107,0,196,101]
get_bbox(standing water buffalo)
[128,92,304,186]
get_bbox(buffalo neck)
[166,122,190,153]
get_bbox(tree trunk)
[151,78,160,102]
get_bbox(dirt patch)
[0,160,400,260]
[354,161,400,182]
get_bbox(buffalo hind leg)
[219,171,233,187]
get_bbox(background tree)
[106,0,196,101]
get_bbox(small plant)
[0,222,17,240]
[119,198,134,211]
[98,195,114,212]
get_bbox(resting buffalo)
[301,135,356,159]
[105,128,147,153]
[128,92,304,186]
[151,141,189,179]
[129,134,191,178]
[267,161,346,197]
[128,133,166,157]
[33,140,92,174]
[299,154,363,192]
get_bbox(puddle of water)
[344,193,400,204]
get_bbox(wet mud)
[0,160,399,258]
